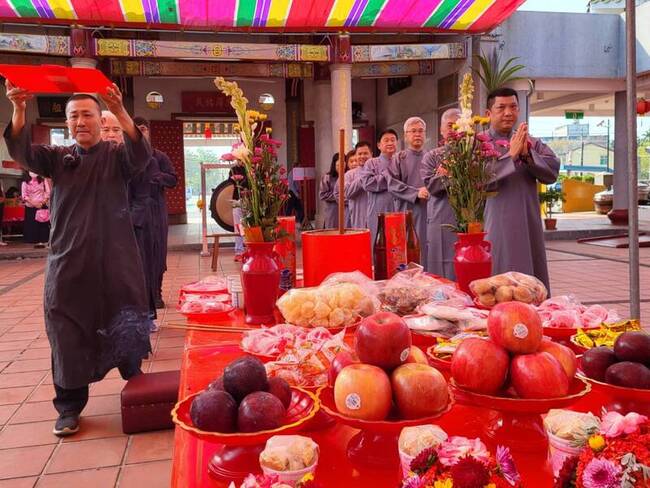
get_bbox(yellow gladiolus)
[258,113,268,121]
[472,115,482,125]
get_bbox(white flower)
[231,145,251,161]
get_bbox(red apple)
[405,346,429,365]
[539,339,578,379]
[510,352,569,399]
[334,364,392,421]
[488,302,543,354]
[451,338,510,395]
[391,363,449,419]
[327,351,360,387]
[354,312,412,370]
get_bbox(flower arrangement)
[554,411,650,488]
[228,472,319,488]
[438,73,499,234]
[215,77,289,242]
[401,436,522,488]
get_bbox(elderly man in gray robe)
[359,129,399,247]
[484,87,560,291]
[421,108,461,279]
[387,117,430,259]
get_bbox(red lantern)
[204,124,213,139]
[637,99,649,115]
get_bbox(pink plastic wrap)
[536,295,621,329]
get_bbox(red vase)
[241,242,281,325]
[454,232,492,294]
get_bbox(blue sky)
[517,0,590,12]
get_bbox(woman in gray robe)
[4,81,153,436]
[319,154,340,229]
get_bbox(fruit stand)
[169,307,632,488]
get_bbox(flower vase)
[454,232,492,294]
[241,242,281,324]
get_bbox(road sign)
[565,111,584,120]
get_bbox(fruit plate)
[172,387,319,446]
[569,335,589,354]
[317,386,454,467]
[451,378,591,452]
[577,373,650,415]
[425,345,451,372]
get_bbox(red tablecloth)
[170,310,610,488]
[2,205,24,223]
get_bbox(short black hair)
[133,116,149,128]
[355,141,372,151]
[487,88,519,109]
[66,93,102,115]
[328,153,339,178]
[378,129,398,141]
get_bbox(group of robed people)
[319,87,560,292]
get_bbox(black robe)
[129,157,160,317]
[4,124,153,389]
[149,149,177,299]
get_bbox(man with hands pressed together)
[484,88,560,291]
[4,80,153,437]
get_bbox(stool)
[207,232,238,272]
[120,370,181,434]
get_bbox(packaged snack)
[469,272,548,308]
[398,425,448,457]
[260,435,319,471]
[537,295,621,329]
[276,282,375,328]
[378,266,447,315]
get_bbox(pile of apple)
[581,331,650,389]
[451,302,578,399]
[189,356,293,433]
[329,312,450,421]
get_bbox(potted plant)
[539,187,566,230]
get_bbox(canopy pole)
[626,0,640,319]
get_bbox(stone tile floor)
[0,243,648,487]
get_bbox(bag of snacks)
[378,266,447,315]
[469,272,548,308]
[276,282,375,328]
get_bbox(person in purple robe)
[387,117,430,259]
[334,150,356,228]
[421,108,461,279]
[359,129,399,247]
[484,88,560,291]
[133,117,177,308]
[4,80,153,437]
[319,154,340,229]
[342,141,373,229]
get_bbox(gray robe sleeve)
[119,128,152,181]
[360,159,389,192]
[319,175,336,202]
[523,139,560,184]
[421,150,447,197]
[3,123,58,178]
[344,169,364,199]
[387,153,418,204]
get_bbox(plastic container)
[398,448,416,478]
[547,432,582,477]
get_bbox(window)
[599,155,608,166]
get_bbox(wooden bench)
[207,233,238,271]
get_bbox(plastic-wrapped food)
[537,295,621,329]
[378,266,450,315]
[431,332,487,360]
[241,325,339,358]
[405,307,488,339]
[181,276,228,293]
[398,425,448,457]
[572,320,641,349]
[179,296,232,314]
[426,285,474,308]
[259,435,319,471]
[544,409,600,442]
[276,282,375,328]
[264,329,351,387]
[469,272,548,308]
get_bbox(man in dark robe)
[4,80,153,436]
[484,88,560,291]
[133,117,177,309]
[359,130,398,247]
[387,117,430,259]
[421,108,461,279]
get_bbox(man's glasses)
[406,129,425,134]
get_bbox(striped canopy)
[0,0,524,32]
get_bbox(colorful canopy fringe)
[0,0,524,32]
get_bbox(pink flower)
[435,166,448,177]
[260,133,283,146]
[279,167,287,175]
[495,139,510,148]
[581,458,621,488]
[221,153,235,161]
[600,411,648,438]
[232,174,244,181]
[254,147,263,156]
[436,436,489,466]
[480,142,495,152]
[476,132,491,142]
[251,156,262,164]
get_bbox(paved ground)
[0,242,647,487]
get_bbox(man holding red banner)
[4,80,153,437]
